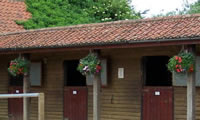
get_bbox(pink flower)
[83,66,88,71]
[176,69,180,72]
[175,56,179,60]
[178,57,182,63]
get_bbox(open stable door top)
[142,56,172,86]
[64,60,86,86]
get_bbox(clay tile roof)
[0,0,31,33]
[0,14,200,51]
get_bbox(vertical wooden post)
[187,45,196,120]
[23,54,31,120]
[38,93,45,120]
[93,75,101,120]
[93,51,101,120]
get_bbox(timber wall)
[0,58,9,120]
[0,46,199,120]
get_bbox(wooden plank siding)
[29,51,88,120]
[88,55,142,120]
[87,46,178,120]
[0,45,200,120]
[29,58,64,120]
[174,87,200,120]
[0,59,9,120]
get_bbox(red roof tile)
[1,14,200,51]
[0,0,31,33]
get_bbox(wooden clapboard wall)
[174,87,200,120]
[0,47,179,120]
[87,46,179,120]
[29,57,64,120]
[88,54,142,120]
[0,58,9,120]
[30,49,143,120]
[0,46,200,120]
[0,53,65,120]
[28,51,88,120]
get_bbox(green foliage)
[8,57,29,76]
[89,0,141,22]
[187,0,200,14]
[167,52,194,73]
[77,53,101,76]
[155,0,200,17]
[17,0,141,29]
[154,0,190,17]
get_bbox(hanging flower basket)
[167,52,195,73]
[8,57,29,76]
[77,53,101,76]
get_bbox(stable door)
[64,87,87,120]
[142,56,173,120]
[63,60,87,120]
[8,87,23,120]
[143,87,173,120]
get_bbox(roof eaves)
[0,36,200,53]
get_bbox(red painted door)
[143,87,173,120]
[64,87,87,120]
[8,87,23,120]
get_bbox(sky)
[131,0,198,17]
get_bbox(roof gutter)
[128,36,200,44]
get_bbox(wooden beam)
[93,50,101,120]
[23,54,31,120]
[38,93,45,120]
[187,45,196,120]
[93,74,101,120]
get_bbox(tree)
[187,0,200,14]
[17,0,141,29]
[153,0,190,17]
[88,0,141,22]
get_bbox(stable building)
[1,1,200,120]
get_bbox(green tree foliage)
[89,0,141,22]
[153,0,190,17]
[187,0,200,14]
[17,0,141,29]
[154,0,200,17]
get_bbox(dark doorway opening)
[64,60,86,86]
[143,56,172,86]
[9,75,23,86]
